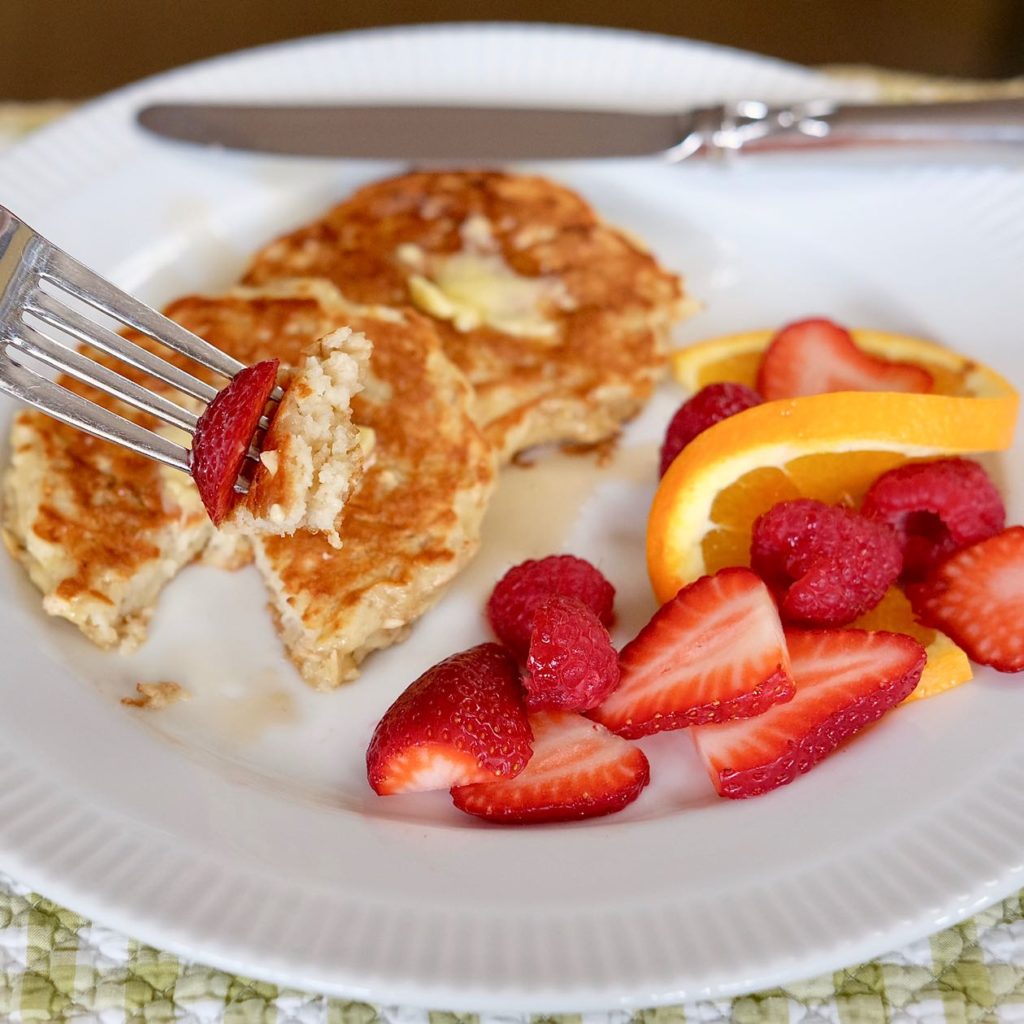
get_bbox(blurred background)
[4,0,1024,99]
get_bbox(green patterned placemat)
[4,871,1024,1022]
[3,67,1024,1023]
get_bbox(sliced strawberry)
[451,710,649,824]
[189,359,279,524]
[366,643,532,795]
[756,318,933,400]
[590,567,793,738]
[908,526,1024,672]
[693,629,925,799]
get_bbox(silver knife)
[136,98,1024,161]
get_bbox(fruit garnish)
[451,710,649,824]
[861,458,1005,582]
[647,390,1016,598]
[659,382,762,477]
[591,568,793,737]
[908,527,1024,673]
[366,643,532,795]
[751,498,902,627]
[756,318,934,400]
[659,325,1017,705]
[524,595,620,712]
[671,327,1016,400]
[487,555,615,659]
[692,629,926,799]
[189,359,279,525]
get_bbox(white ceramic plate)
[1,24,1022,1014]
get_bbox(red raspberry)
[487,555,615,659]
[750,498,902,627]
[861,458,1005,582]
[525,596,620,712]
[660,383,762,477]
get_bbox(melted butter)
[402,215,570,340]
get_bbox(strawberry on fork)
[189,358,279,524]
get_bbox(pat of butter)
[403,216,569,340]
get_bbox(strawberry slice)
[590,567,793,738]
[756,318,933,400]
[366,643,533,795]
[451,710,649,824]
[693,629,926,799]
[189,359,279,524]
[908,526,1024,672]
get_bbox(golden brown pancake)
[244,170,689,460]
[0,327,220,650]
[158,279,496,687]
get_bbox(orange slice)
[671,327,1011,399]
[650,329,1019,702]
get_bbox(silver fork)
[0,205,277,483]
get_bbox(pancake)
[164,279,497,688]
[244,170,691,461]
[2,407,210,651]
[229,326,371,547]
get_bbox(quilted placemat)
[1,65,1023,1023]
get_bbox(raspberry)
[750,498,902,627]
[660,383,762,477]
[487,555,616,659]
[861,458,1005,582]
[525,596,620,712]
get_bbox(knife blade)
[136,99,1024,162]
[136,103,691,160]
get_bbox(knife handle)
[694,98,1024,157]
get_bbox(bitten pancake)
[244,170,690,460]
[166,279,496,687]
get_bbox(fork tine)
[26,288,220,406]
[0,352,191,472]
[42,248,247,384]
[10,323,199,435]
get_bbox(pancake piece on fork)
[165,278,497,688]
[244,170,692,461]
[227,325,372,549]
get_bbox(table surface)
[2,67,1024,1023]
